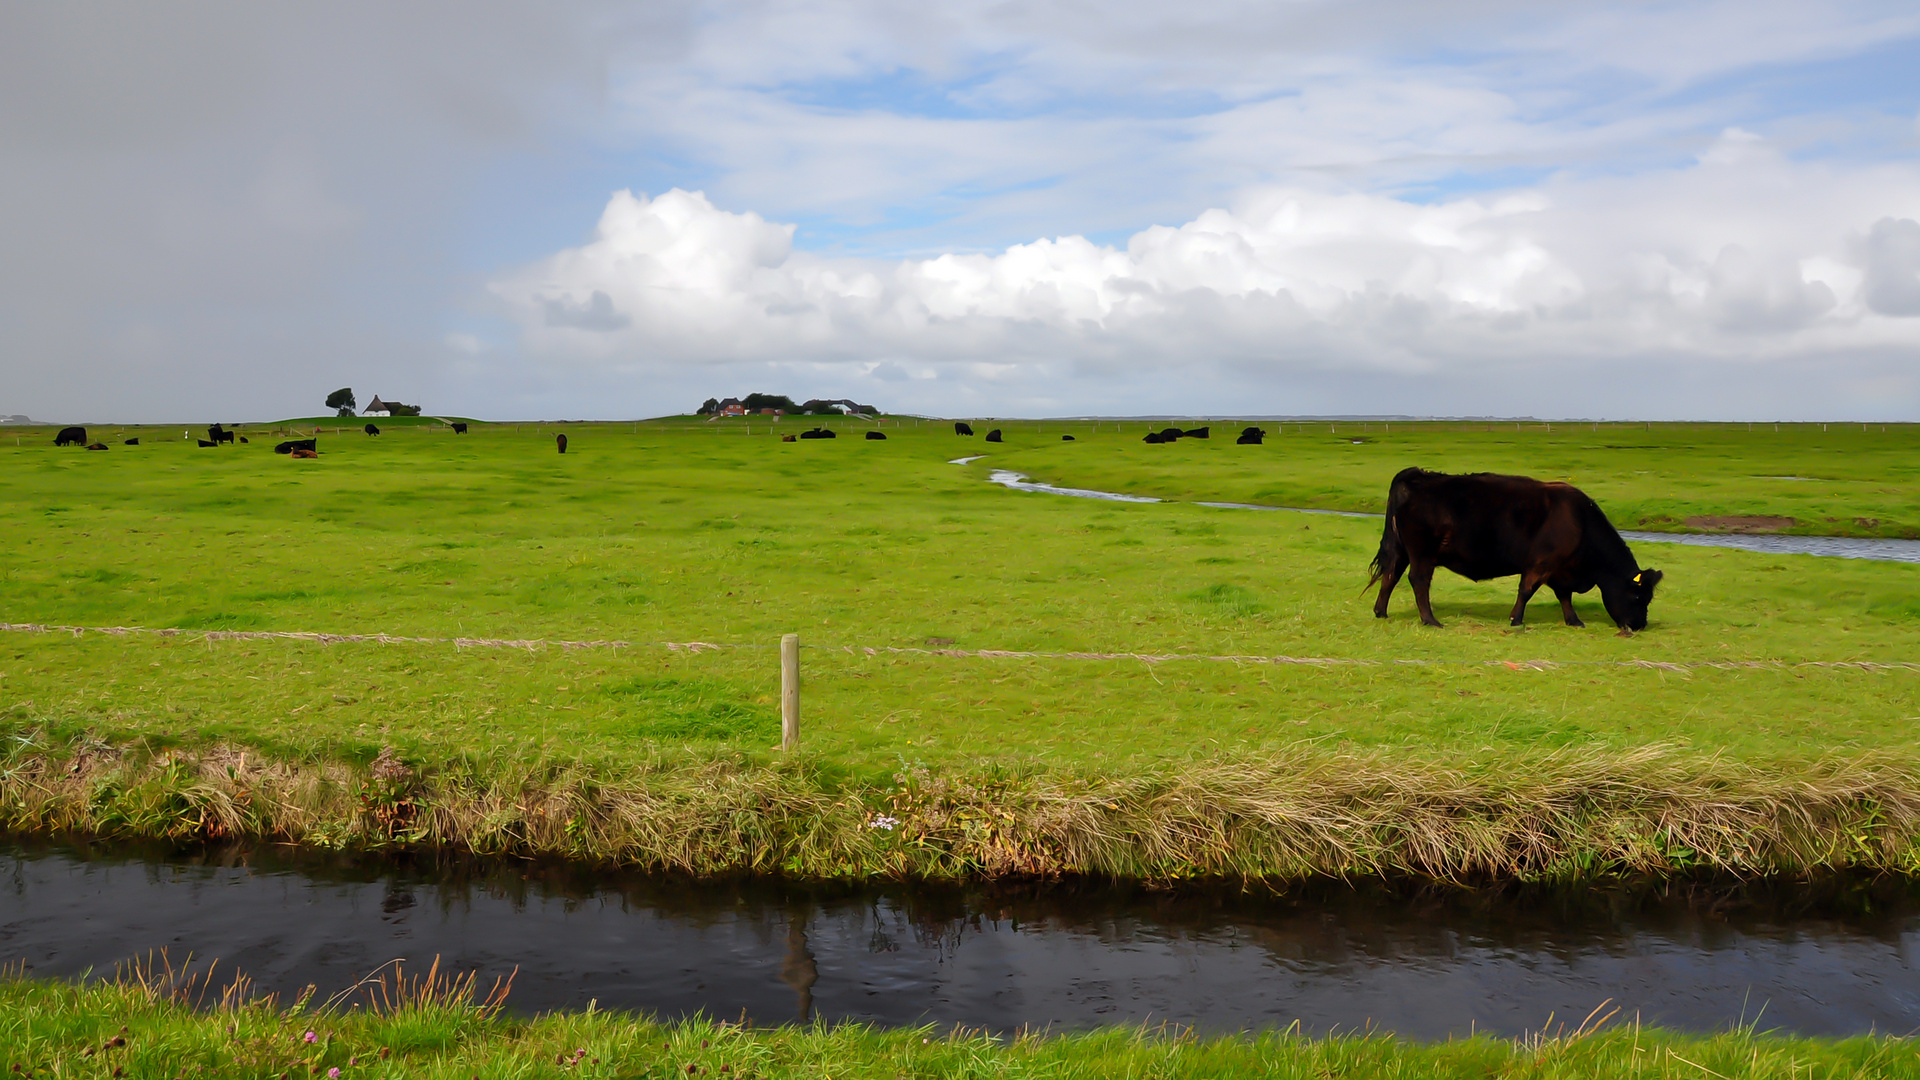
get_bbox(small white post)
[780,633,800,750]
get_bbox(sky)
[4,1,1919,422]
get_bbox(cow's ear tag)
[1633,572,1642,583]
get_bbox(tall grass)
[6,731,1918,880]
[2,967,1914,1079]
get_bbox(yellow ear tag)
[1633,572,1643,583]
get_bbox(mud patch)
[1684,515,1796,533]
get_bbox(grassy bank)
[4,967,1914,1079]
[2,418,1918,877]
[7,728,1919,879]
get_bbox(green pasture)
[1,416,1917,776]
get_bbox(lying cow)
[55,426,86,446]
[781,434,797,442]
[123,438,140,446]
[984,429,1002,443]
[1369,467,1663,630]
[556,433,568,454]
[1142,431,1164,444]
[865,430,887,440]
[274,438,317,455]
[800,427,837,440]
[954,422,974,436]
[364,424,380,436]
[1236,426,1265,445]
[450,422,468,434]
[1061,434,1075,441]
[1182,426,1210,439]
[85,442,109,451]
[290,447,319,459]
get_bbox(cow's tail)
[1366,469,1415,592]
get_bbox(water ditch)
[981,469,1920,563]
[5,842,1918,1038]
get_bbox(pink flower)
[328,1069,340,1079]
[304,1031,318,1044]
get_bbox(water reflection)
[4,840,1917,1037]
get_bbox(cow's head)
[1607,568,1664,630]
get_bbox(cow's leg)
[1410,561,1442,627]
[1372,552,1406,619]
[1509,574,1544,626]
[1553,586,1584,627]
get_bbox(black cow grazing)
[450,422,468,434]
[1155,427,1185,442]
[985,429,1003,443]
[123,438,140,446]
[954,422,974,436]
[274,438,317,455]
[55,426,86,446]
[1236,426,1265,445]
[208,424,235,445]
[799,427,837,439]
[556,433,568,454]
[197,439,217,447]
[1061,434,1075,441]
[865,430,887,440]
[1369,467,1664,631]
[1182,427,1210,439]
[364,424,380,436]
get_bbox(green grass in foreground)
[2,418,1919,875]
[4,972,1914,1080]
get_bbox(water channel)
[5,842,1919,1037]
[980,469,1920,564]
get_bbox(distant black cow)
[1369,467,1664,630]
[1061,434,1075,441]
[984,429,1003,443]
[197,439,217,447]
[1182,427,1210,439]
[364,424,380,436]
[1236,426,1265,445]
[450,422,468,434]
[55,426,86,446]
[85,442,108,451]
[208,424,234,445]
[1154,427,1185,442]
[1142,431,1163,443]
[954,422,974,436]
[123,438,140,446]
[556,433,568,454]
[239,437,248,443]
[865,430,887,440]
[274,438,317,455]
[799,427,837,440]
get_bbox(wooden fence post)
[780,633,800,750]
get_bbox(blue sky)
[4,1,1919,421]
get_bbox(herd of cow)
[45,419,1665,631]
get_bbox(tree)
[697,397,720,415]
[742,392,800,413]
[325,388,356,416]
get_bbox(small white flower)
[867,815,899,831]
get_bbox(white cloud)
[493,130,1920,417]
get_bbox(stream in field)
[5,842,1918,1037]
[982,469,1920,563]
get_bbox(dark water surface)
[4,842,1919,1037]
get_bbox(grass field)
[6,969,1916,1080]
[2,416,1918,877]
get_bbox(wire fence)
[2,621,1916,672]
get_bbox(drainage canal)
[982,469,1920,563]
[5,842,1918,1037]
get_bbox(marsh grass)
[2,966,1915,1079]
[6,729,1920,880]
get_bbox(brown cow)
[1368,467,1662,630]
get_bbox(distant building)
[363,396,392,417]
[717,398,746,417]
